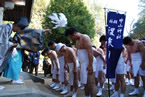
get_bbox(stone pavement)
[0,72,144,97]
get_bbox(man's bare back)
[76,34,91,49]
[126,40,142,53]
[65,47,76,63]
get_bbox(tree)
[42,0,96,45]
[29,0,49,29]
[83,0,105,35]
[131,0,145,39]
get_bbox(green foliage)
[42,0,96,45]
[29,0,49,29]
[131,0,145,39]
[131,16,145,39]
[83,0,105,35]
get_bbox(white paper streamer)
[48,13,67,29]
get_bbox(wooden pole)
[104,8,111,97]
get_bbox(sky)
[98,0,141,36]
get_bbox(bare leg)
[115,74,120,91]
[129,74,140,95]
[134,74,140,88]
[96,71,105,96]
[60,72,68,94]
[86,73,97,97]
[119,74,126,93]
[98,71,105,88]
[95,78,98,86]
[141,76,145,90]
[56,74,60,83]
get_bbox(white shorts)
[126,61,131,72]
[52,73,56,79]
[51,65,53,74]
[131,52,142,77]
[95,56,105,78]
[53,60,60,75]
[68,61,79,86]
[77,49,96,84]
[139,68,145,76]
[58,56,65,82]
[116,54,126,74]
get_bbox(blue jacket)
[30,52,40,65]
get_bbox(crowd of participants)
[41,27,145,97]
[0,15,145,97]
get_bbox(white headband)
[56,43,65,52]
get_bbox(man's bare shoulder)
[81,34,91,42]
[52,50,57,56]
[82,34,89,39]
[67,47,74,53]
[97,48,104,54]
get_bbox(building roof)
[3,0,34,22]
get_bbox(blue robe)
[3,50,22,80]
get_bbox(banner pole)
[104,8,111,97]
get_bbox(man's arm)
[43,29,51,34]
[127,48,132,66]
[83,36,93,74]
[69,48,78,87]
[69,49,77,72]
[53,52,59,71]
[138,42,145,69]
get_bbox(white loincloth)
[52,59,60,79]
[116,54,126,74]
[58,56,65,82]
[51,64,53,74]
[126,60,131,72]
[76,57,80,67]
[77,49,96,84]
[68,61,79,86]
[131,52,142,77]
[95,56,105,78]
[139,68,145,76]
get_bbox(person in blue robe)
[3,16,29,84]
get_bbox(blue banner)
[106,11,126,78]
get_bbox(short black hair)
[66,44,72,47]
[41,48,51,56]
[99,45,104,50]
[48,41,55,47]
[64,27,78,36]
[99,35,106,42]
[123,36,132,45]
[92,45,96,48]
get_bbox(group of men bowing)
[42,27,145,97]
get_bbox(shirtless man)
[123,36,145,96]
[111,48,126,97]
[48,41,68,94]
[42,48,60,90]
[56,43,78,97]
[92,46,106,96]
[64,27,96,97]
[123,47,134,86]
[66,44,82,88]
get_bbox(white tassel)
[0,7,4,24]
[12,48,18,57]
[48,13,67,29]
